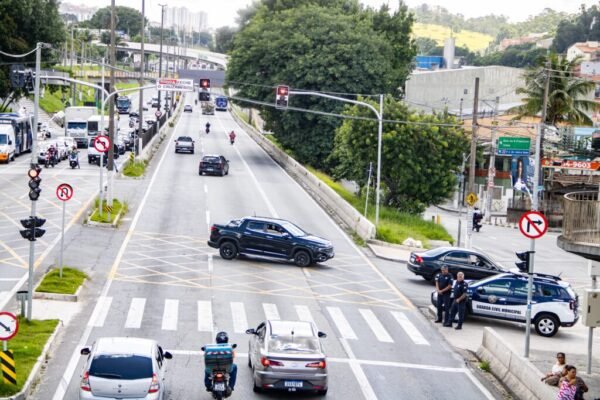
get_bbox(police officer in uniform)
[444,271,468,330]
[435,266,453,323]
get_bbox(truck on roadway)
[65,106,96,148]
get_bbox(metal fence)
[562,191,600,246]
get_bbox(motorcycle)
[195,99,198,105]
[205,126,210,134]
[202,343,236,400]
[230,137,235,145]
[69,152,79,169]
[472,211,483,232]
[44,152,56,168]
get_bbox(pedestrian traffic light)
[200,79,211,89]
[276,85,289,108]
[25,71,34,92]
[515,251,534,273]
[27,165,42,201]
[19,216,46,241]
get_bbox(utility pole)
[466,78,479,249]
[70,25,76,106]
[485,96,500,223]
[107,0,116,206]
[137,0,146,159]
[158,4,166,110]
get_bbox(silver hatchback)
[79,337,173,400]
[246,320,328,395]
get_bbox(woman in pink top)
[557,365,577,400]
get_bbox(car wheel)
[317,389,328,396]
[247,357,252,368]
[175,149,178,153]
[534,314,559,337]
[294,250,312,267]
[191,150,194,154]
[219,241,238,260]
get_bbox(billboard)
[156,78,194,92]
[511,156,535,194]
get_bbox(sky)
[74,0,599,28]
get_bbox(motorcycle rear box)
[204,344,233,371]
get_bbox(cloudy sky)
[76,0,597,27]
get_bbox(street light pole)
[107,0,116,207]
[137,0,146,160]
[485,96,500,223]
[375,94,383,226]
[158,4,167,110]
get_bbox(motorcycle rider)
[229,130,236,145]
[47,144,58,166]
[204,331,237,394]
[69,145,80,169]
[472,207,483,231]
[205,122,211,134]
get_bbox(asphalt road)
[29,92,498,400]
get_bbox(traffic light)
[199,91,210,102]
[19,216,46,242]
[27,165,42,201]
[24,71,34,92]
[200,79,211,89]
[276,85,289,108]
[515,251,534,273]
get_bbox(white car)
[79,337,172,400]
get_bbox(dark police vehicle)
[431,272,578,337]
[208,217,334,267]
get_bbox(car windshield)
[0,134,7,145]
[89,354,152,380]
[67,122,87,130]
[227,219,242,228]
[268,336,320,353]
[203,156,221,163]
[177,137,192,142]
[281,222,306,237]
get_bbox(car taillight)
[148,373,160,393]
[80,371,91,392]
[306,360,326,369]
[261,357,283,367]
[211,225,218,234]
[415,255,424,264]
[570,299,577,310]
[200,162,205,166]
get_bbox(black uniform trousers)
[448,300,466,327]
[437,292,451,322]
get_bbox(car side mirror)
[245,328,256,335]
[232,343,237,349]
[163,351,173,359]
[318,331,327,338]
[477,287,485,294]
[80,347,91,355]
[282,233,290,239]
[193,141,196,144]
[8,140,12,145]
[201,346,206,351]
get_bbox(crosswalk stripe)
[198,301,213,332]
[263,303,280,320]
[359,309,394,343]
[391,312,430,346]
[231,302,248,333]
[90,296,112,327]
[327,307,357,340]
[162,299,179,331]
[295,305,315,326]
[124,298,146,329]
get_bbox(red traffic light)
[277,85,289,96]
[27,167,40,179]
[200,79,210,89]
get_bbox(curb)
[366,244,407,263]
[84,209,124,229]
[0,322,63,400]
[33,279,85,302]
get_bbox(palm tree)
[511,52,600,126]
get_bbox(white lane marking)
[0,278,21,282]
[391,311,430,346]
[302,267,312,278]
[52,95,186,400]
[204,184,208,194]
[198,300,213,332]
[215,117,278,217]
[89,296,112,327]
[359,309,394,343]
[263,303,280,320]
[124,298,146,329]
[231,302,248,333]
[207,254,213,273]
[162,299,179,331]
[339,338,378,400]
[326,307,357,340]
[295,305,315,325]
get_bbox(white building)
[165,7,208,34]
[59,2,97,22]
[566,41,600,62]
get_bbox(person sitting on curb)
[542,352,567,386]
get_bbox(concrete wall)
[477,328,557,400]
[231,109,376,241]
[404,66,525,115]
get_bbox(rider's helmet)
[215,331,229,344]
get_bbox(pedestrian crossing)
[91,296,431,346]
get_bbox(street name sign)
[157,79,194,92]
[0,313,18,341]
[56,183,73,202]
[519,211,548,239]
[497,137,531,156]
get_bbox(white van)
[0,125,15,164]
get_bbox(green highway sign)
[497,137,531,156]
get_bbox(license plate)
[214,382,225,391]
[410,255,415,262]
[206,168,213,171]
[284,381,303,388]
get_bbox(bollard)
[436,215,441,225]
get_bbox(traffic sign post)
[519,211,548,239]
[465,192,478,249]
[93,136,110,219]
[155,110,162,119]
[56,184,73,278]
[0,312,18,385]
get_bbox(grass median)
[123,160,147,177]
[36,267,87,295]
[90,198,127,224]
[0,318,59,396]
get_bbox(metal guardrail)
[562,191,600,246]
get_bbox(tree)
[511,53,600,126]
[213,27,237,53]
[475,43,547,68]
[415,37,439,55]
[88,6,147,37]
[332,97,468,213]
[226,2,416,169]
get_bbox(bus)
[215,96,228,112]
[0,113,33,162]
[116,96,131,114]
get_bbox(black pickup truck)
[208,216,335,267]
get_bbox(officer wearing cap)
[435,266,453,323]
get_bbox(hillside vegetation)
[412,23,494,52]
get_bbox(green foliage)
[36,267,88,295]
[123,160,147,177]
[511,53,600,126]
[553,5,600,53]
[475,43,547,68]
[0,318,59,396]
[90,198,127,224]
[227,2,416,169]
[412,23,493,52]
[195,32,213,49]
[213,26,237,53]
[88,6,147,37]
[479,360,491,373]
[331,96,468,213]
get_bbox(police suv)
[431,272,578,337]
